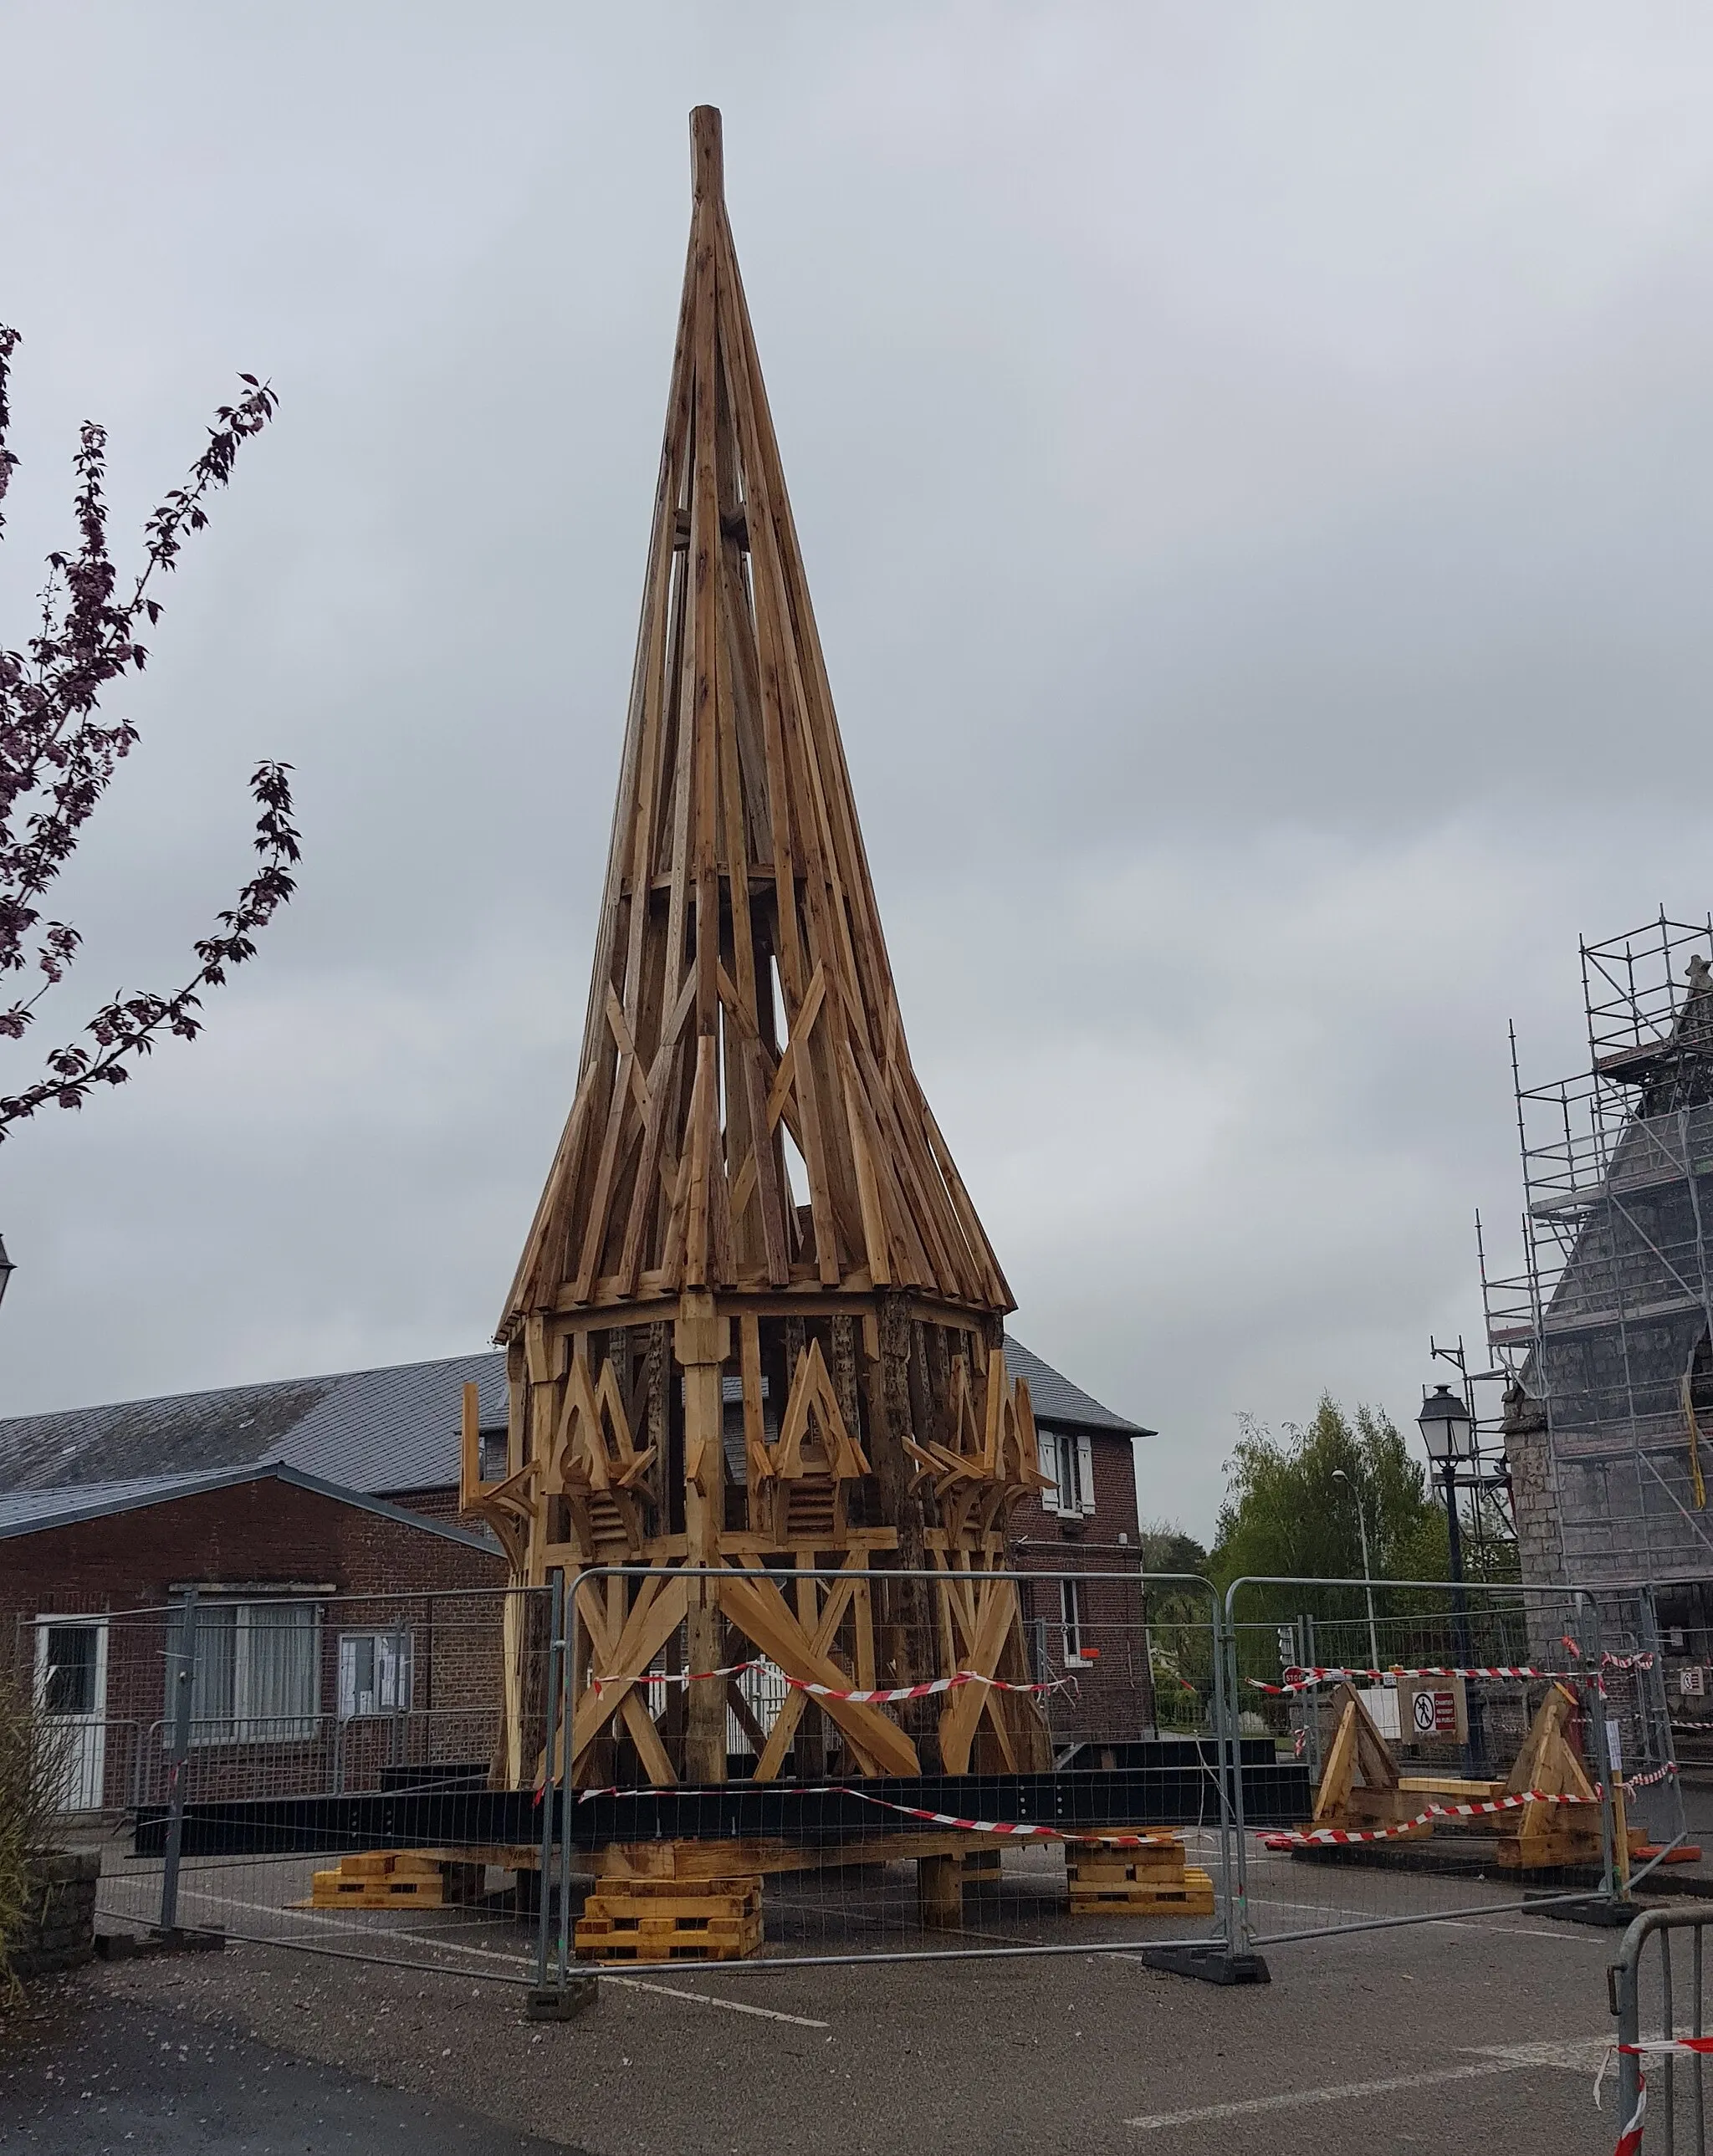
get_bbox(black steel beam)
[131,1743,1308,1859]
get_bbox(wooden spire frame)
[468,108,1049,1791]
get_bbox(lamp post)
[1332,1468,1380,1673]
[1417,1383,1485,1773]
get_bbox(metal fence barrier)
[17,1566,1684,1998]
[1223,1572,1686,1958]
[1610,1907,1713,2153]
[559,1564,1245,1975]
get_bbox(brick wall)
[381,1485,465,1524]
[1007,1428,1153,1745]
[5,1479,506,1810]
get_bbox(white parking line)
[597,1975,828,2026]
[1124,2043,1608,2131]
[141,1886,829,2027]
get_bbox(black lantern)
[1416,1383,1474,1466]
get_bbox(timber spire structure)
[467,108,1049,1791]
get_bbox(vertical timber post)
[872,1293,941,1769]
[678,1291,730,1783]
[535,1571,565,1988]
[157,1587,197,1938]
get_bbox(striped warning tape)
[1597,2034,1713,2154]
[592,1664,1071,1704]
[573,1777,1183,1847]
[1259,1784,1604,1848]
[1250,1655,1652,1699]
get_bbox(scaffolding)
[1481,910,1713,1593]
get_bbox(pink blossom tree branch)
[0,325,299,1137]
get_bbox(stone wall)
[7,1849,100,1978]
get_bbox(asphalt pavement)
[0,1905,1637,2156]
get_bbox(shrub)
[0,1668,70,1990]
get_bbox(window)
[338,1631,413,1720]
[1038,1430,1097,1519]
[1061,1578,1089,1664]
[41,1623,100,1717]
[166,1599,320,1744]
[478,1429,509,1482]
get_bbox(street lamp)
[0,1233,13,1310]
[1416,1382,1484,1771]
[1332,1469,1380,1673]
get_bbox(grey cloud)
[3,3,1712,1539]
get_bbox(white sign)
[1681,1666,1705,1698]
[1412,1690,1439,1736]
[1605,1717,1624,1777]
[1358,1686,1401,1740]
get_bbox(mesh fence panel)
[1223,1575,1674,1948]
[19,1565,1679,1987]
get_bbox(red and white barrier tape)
[1625,1759,1680,1792]
[573,1778,1180,1848]
[1597,2036,1713,2155]
[592,1664,1071,1704]
[821,1784,1182,1847]
[593,1658,764,1693]
[1252,1655,1651,1698]
[1260,1784,1604,1849]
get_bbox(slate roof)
[0,1336,1147,1507]
[1004,1338,1152,1438]
[0,1461,496,1547]
[0,1351,506,1500]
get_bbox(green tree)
[1136,1519,1214,1732]
[1210,1397,1452,1640]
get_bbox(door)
[33,1617,109,1811]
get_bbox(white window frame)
[1039,1429,1098,1519]
[168,1597,322,1745]
[1061,1577,1091,1665]
[337,1629,414,1721]
[33,1615,110,1812]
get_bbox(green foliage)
[1210,1396,1452,1628]
[1137,1518,1216,1731]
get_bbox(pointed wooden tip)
[690,105,724,205]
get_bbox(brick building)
[1002,1341,1155,1754]
[0,1464,504,1812]
[0,1336,1152,1796]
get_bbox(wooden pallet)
[1067,1843,1188,1888]
[1069,1859,1215,1918]
[304,1852,446,1909]
[575,1874,764,1964]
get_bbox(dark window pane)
[42,1625,96,1717]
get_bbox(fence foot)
[1524,1894,1639,1929]
[526,1978,598,2022]
[97,1927,227,1961]
[1137,1944,1270,1986]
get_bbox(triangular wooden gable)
[766,1338,870,1484]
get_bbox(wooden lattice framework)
[465,107,1051,1790]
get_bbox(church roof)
[0,1336,1147,1502]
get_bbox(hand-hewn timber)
[463,107,1054,1791]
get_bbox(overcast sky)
[3,3,1711,1539]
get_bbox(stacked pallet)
[1067,1840,1214,1918]
[575,1874,764,1964]
[308,1852,445,1909]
